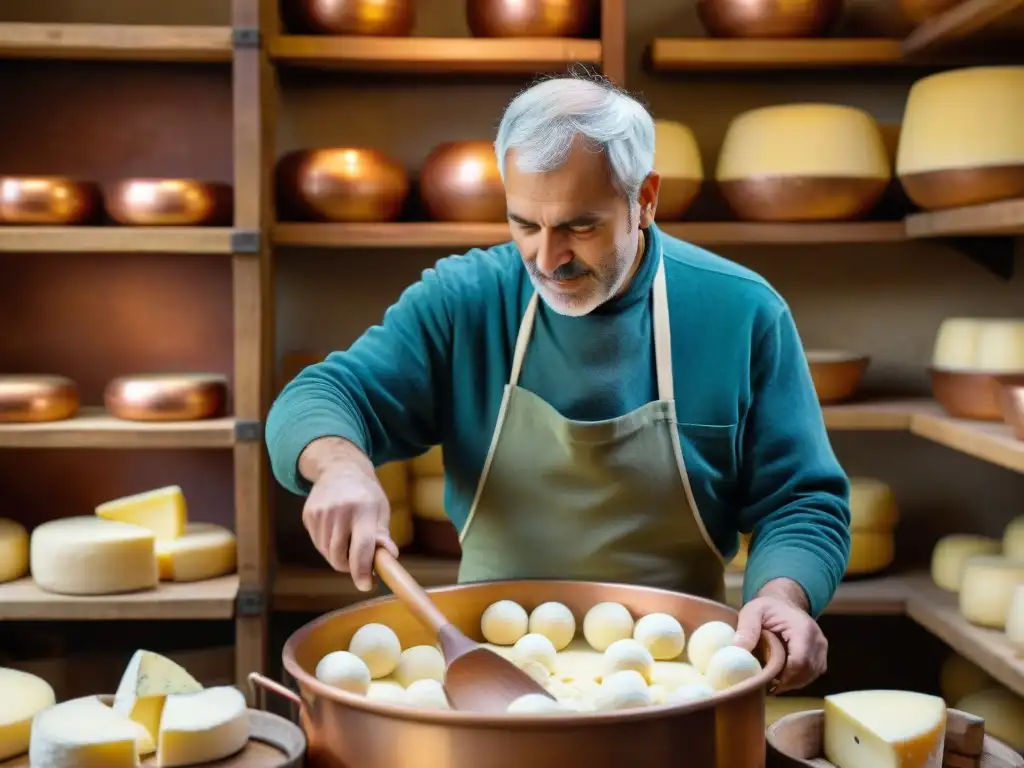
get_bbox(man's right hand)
[299,437,400,592]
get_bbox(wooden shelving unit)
[0,410,239,449]
[0,22,233,63]
[649,38,912,71]
[901,0,1024,54]
[905,198,1024,238]
[0,226,236,254]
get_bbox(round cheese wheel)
[410,446,444,477]
[376,461,409,505]
[0,375,79,423]
[0,517,29,584]
[941,654,994,704]
[716,104,890,181]
[975,321,1024,373]
[932,318,985,370]
[846,531,895,576]
[848,477,899,531]
[389,504,414,549]
[1005,516,1024,560]
[103,373,228,421]
[654,120,703,179]
[955,687,1024,752]
[0,667,56,761]
[411,476,446,521]
[958,555,1024,629]
[930,534,1002,592]
[154,522,236,582]
[1004,583,1024,649]
[897,67,1024,176]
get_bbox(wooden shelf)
[911,410,1024,474]
[0,23,233,63]
[0,408,238,449]
[0,226,237,254]
[902,0,1024,54]
[269,36,602,74]
[903,574,1024,698]
[650,38,910,70]
[904,199,1024,238]
[822,399,925,430]
[726,571,908,614]
[0,575,238,621]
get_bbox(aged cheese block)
[30,516,158,595]
[716,104,890,222]
[653,120,703,221]
[103,373,228,421]
[0,375,78,423]
[0,518,29,584]
[897,67,1024,210]
[112,649,202,750]
[1005,583,1024,649]
[377,461,410,505]
[930,534,1001,592]
[390,504,414,549]
[95,485,187,541]
[849,477,899,531]
[157,686,250,767]
[0,667,56,761]
[958,555,1024,628]
[29,695,150,768]
[411,476,447,521]
[940,654,993,705]
[955,687,1024,752]
[847,531,895,575]
[1004,515,1024,559]
[411,446,444,477]
[155,523,237,582]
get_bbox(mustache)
[527,259,592,282]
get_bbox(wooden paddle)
[373,548,555,714]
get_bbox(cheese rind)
[95,485,187,541]
[29,695,144,768]
[958,555,1024,629]
[0,517,29,584]
[155,523,236,582]
[157,686,249,767]
[823,690,946,768]
[30,516,158,595]
[929,534,1001,592]
[0,667,56,761]
[113,649,203,747]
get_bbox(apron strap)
[509,292,539,388]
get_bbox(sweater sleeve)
[737,307,852,617]
[265,263,455,496]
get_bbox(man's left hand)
[733,578,828,693]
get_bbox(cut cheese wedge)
[29,695,151,768]
[823,690,946,768]
[0,667,56,761]
[95,485,187,541]
[0,517,29,584]
[113,649,203,750]
[155,523,236,582]
[157,686,249,767]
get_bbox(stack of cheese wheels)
[410,446,460,558]
[715,103,890,222]
[940,653,994,705]
[28,485,237,595]
[845,477,899,576]
[377,461,414,550]
[0,518,29,584]
[897,66,1024,210]
[0,374,79,423]
[653,120,703,221]
[931,533,1001,592]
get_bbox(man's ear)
[638,171,660,229]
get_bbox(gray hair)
[494,74,655,209]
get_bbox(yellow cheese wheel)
[932,318,985,369]
[930,534,1001,592]
[0,518,28,584]
[846,531,895,576]
[376,461,409,505]
[389,504,414,549]
[1005,583,1024,649]
[955,687,1024,752]
[654,120,703,180]
[848,477,898,531]
[410,446,443,477]
[897,67,1024,176]
[411,476,446,521]
[766,696,824,725]
[1004,515,1024,559]
[940,654,994,705]
[958,555,1024,629]
[716,104,890,181]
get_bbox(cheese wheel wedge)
[0,518,29,584]
[157,686,250,767]
[412,476,447,521]
[1004,515,1024,559]
[112,649,203,751]
[958,555,1024,629]
[376,461,409,505]
[155,523,237,582]
[846,531,895,575]
[849,478,899,531]
[30,516,158,595]
[930,534,1001,592]
[410,446,444,477]
[0,667,56,761]
[29,695,151,768]
[95,485,187,541]
[955,687,1024,752]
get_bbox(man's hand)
[733,578,827,693]
[299,437,399,592]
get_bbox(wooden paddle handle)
[374,548,450,634]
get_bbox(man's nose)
[535,229,572,275]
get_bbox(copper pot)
[696,0,842,37]
[466,0,598,37]
[257,580,785,768]
[277,148,410,223]
[805,351,869,404]
[0,375,79,423]
[103,373,228,421]
[998,383,1024,439]
[420,141,506,223]
[718,177,888,222]
[105,179,233,226]
[929,368,1024,421]
[288,0,415,35]
[0,176,100,225]
[899,166,1024,211]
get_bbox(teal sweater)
[266,223,852,616]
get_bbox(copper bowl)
[766,708,1024,767]
[277,148,410,223]
[718,177,888,222]
[420,141,506,223]
[0,375,79,423]
[929,368,1024,421]
[288,0,415,35]
[263,580,784,768]
[0,176,100,225]
[806,351,869,404]
[412,518,463,558]
[103,373,228,422]
[696,0,842,37]
[899,166,1024,211]
[466,0,598,37]
[998,383,1024,440]
[105,179,233,226]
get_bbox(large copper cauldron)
[254,579,785,768]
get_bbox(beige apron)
[457,247,726,600]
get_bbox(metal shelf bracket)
[942,236,1017,280]
[234,419,263,442]
[236,587,267,616]
[231,229,261,254]
[232,28,261,49]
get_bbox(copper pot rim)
[805,350,870,366]
[426,140,497,154]
[716,173,890,183]
[107,178,231,187]
[106,372,229,384]
[928,365,1024,379]
[282,579,786,727]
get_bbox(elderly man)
[266,73,852,692]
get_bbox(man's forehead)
[504,149,615,205]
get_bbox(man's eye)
[570,224,596,234]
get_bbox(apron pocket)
[674,421,739,507]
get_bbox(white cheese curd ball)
[315,650,372,695]
[648,684,667,705]
[348,622,402,679]
[513,633,558,672]
[506,693,572,715]
[705,645,763,691]
[583,602,634,652]
[405,678,451,709]
[686,620,736,674]
[393,645,445,688]
[603,638,655,683]
[520,660,551,685]
[667,682,715,705]
[528,601,577,650]
[481,600,529,645]
[633,613,686,660]
[595,670,653,711]
[366,681,408,705]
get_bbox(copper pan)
[696,0,842,37]
[718,176,888,222]
[105,179,233,226]
[929,368,1024,421]
[0,375,79,423]
[257,579,785,768]
[419,141,506,223]
[466,0,598,38]
[287,0,415,35]
[103,373,228,421]
[805,351,869,404]
[0,176,100,225]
